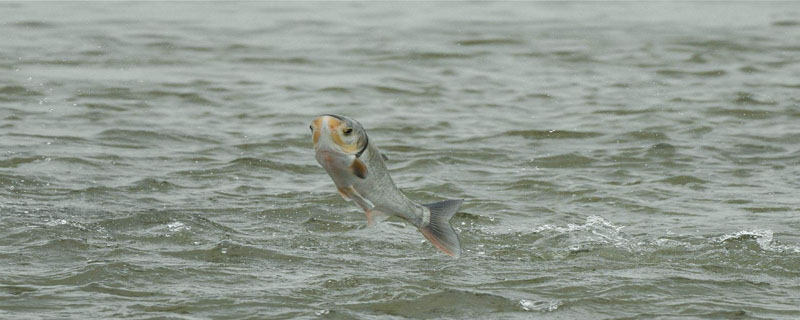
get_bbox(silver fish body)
[310,114,463,257]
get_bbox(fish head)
[310,114,367,155]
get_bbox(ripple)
[302,217,359,233]
[75,87,140,100]
[368,85,442,97]
[96,129,220,145]
[743,207,793,213]
[685,53,708,63]
[657,175,707,185]
[12,21,55,28]
[532,153,596,168]
[144,90,215,105]
[0,285,37,295]
[705,107,776,119]
[379,51,480,61]
[96,210,237,236]
[0,85,43,97]
[673,39,755,52]
[455,38,523,46]
[236,56,315,65]
[83,103,127,111]
[593,108,655,115]
[318,86,351,94]
[0,156,41,168]
[81,283,159,298]
[505,129,603,140]
[772,20,800,27]
[125,178,186,193]
[224,157,317,174]
[646,143,677,157]
[731,92,777,106]
[42,262,174,286]
[620,130,669,141]
[354,289,520,317]
[655,69,727,78]
[160,240,309,264]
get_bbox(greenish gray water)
[2,2,800,319]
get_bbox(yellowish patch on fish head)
[309,117,323,145]
[310,114,365,155]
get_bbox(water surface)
[2,2,800,319]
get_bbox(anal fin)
[365,209,389,227]
[339,186,382,226]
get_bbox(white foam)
[167,221,191,232]
[533,215,633,251]
[519,299,561,312]
[533,215,624,234]
[45,218,69,226]
[716,229,800,253]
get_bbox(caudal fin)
[419,199,463,258]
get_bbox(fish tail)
[419,199,463,258]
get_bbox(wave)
[716,229,800,253]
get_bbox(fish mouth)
[313,136,347,154]
[314,147,341,157]
[311,114,360,155]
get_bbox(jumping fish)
[310,114,463,258]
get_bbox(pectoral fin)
[350,158,367,179]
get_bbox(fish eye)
[343,128,353,135]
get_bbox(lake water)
[1,2,800,319]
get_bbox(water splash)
[716,229,800,253]
[533,215,624,234]
[167,221,191,232]
[45,218,69,226]
[519,299,561,312]
[533,215,634,251]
